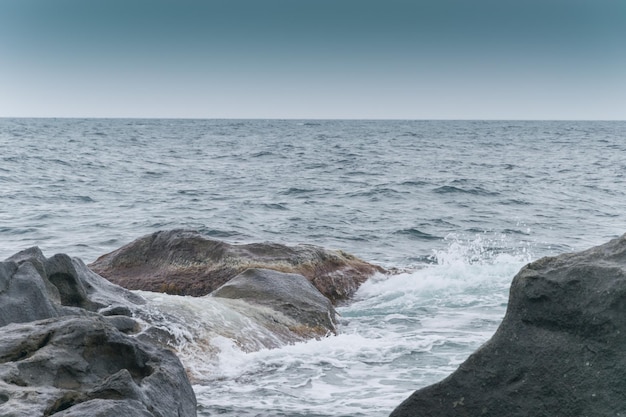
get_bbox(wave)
[433,185,499,197]
[399,132,424,138]
[0,227,38,235]
[250,151,274,158]
[400,180,430,187]
[197,227,243,238]
[73,195,95,203]
[502,228,531,235]
[347,187,408,199]
[260,203,289,211]
[279,187,317,196]
[393,228,441,241]
[135,292,318,383]
[183,236,533,416]
[498,198,531,206]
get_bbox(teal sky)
[1,0,625,119]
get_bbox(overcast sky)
[1,0,625,119]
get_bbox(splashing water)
[138,235,532,417]
[3,119,625,416]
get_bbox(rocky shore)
[390,233,626,416]
[1,230,383,415]
[0,247,197,417]
[6,229,624,416]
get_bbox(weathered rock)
[390,234,626,417]
[0,247,145,327]
[0,316,196,417]
[89,229,384,303]
[0,248,197,417]
[212,268,338,337]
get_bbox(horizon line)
[1,116,625,122]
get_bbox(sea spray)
[135,290,332,382]
[134,236,533,416]
[4,119,624,416]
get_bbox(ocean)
[1,118,625,416]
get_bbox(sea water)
[1,119,625,416]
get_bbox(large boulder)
[0,248,197,417]
[89,229,384,303]
[390,234,626,417]
[212,268,338,337]
[0,247,145,327]
[0,316,196,417]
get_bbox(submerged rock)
[89,229,384,303]
[0,248,197,417]
[390,234,626,417]
[212,268,338,337]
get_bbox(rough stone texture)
[212,268,338,336]
[89,229,384,303]
[0,316,196,417]
[0,248,197,417]
[390,234,626,417]
[0,247,145,327]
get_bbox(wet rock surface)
[0,248,197,417]
[89,229,384,303]
[212,268,338,337]
[1,247,145,327]
[390,234,626,417]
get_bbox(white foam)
[356,233,531,302]
[139,235,535,416]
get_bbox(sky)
[1,0,625,120]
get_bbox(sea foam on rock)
[0,248,197,417]
[89,229,384,304]
[390,234,626,417]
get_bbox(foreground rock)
[1,247,145,326]
[0,316,196,417]
[212,268,337,337]
[89,229,384,303]
[0,248,197,417]
[390,234,626,417]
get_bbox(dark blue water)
[1,119,625,416]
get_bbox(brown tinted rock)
[89,229,384,303]
[390,234,626,417]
